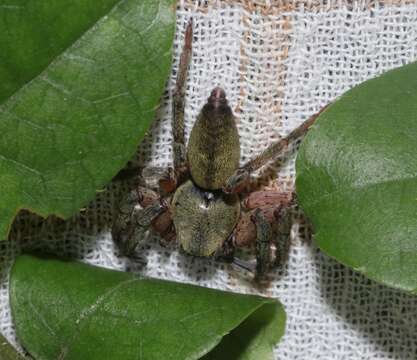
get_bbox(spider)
[112,21,321,280]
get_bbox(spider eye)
[210,87,226,100]
[207,87,227,107]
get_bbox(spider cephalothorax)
[112,21,321,280]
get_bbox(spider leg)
[227,206,276,277]
[136,199,176,246]
[274,205,292,267]
[136,201,167,227]
[231,190,295,279]
[112,186,155,254]
[248,192,294,269]
[172,19,193,178]
[151,209,176,245]
[223,106,328,193]
[251,208,274,279]
[233,189,293,248]
[112,186,166,255]
[158,167,178,194]
[243,190,294,210]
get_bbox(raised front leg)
[172,20,193,178]
[223,106,328,193]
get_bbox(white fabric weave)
[2,1,417,359]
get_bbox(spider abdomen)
[187,88,240,190]
[171,180,240,257]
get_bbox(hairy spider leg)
[112,186,155,254]
[251,208,274,280]
[229,189,295,279]
[274,205,292,268]
[172,19,193,179]
[223,105,329,193]
[112,186,174,254]
[244,190,294,268]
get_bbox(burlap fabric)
[2,1,417,359]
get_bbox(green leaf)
[10,255,286,360]
[0,0,176,238]
[0,0,120,104]
[0,333,25,360]
[296,61,417,292]
[201,299,285,360]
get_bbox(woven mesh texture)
[2,1,417,359]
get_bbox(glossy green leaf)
[0,0,120,104]
[296,61,417,292]
[0,0,175,238]
[0,333,25,360]
[10,255,286,360]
